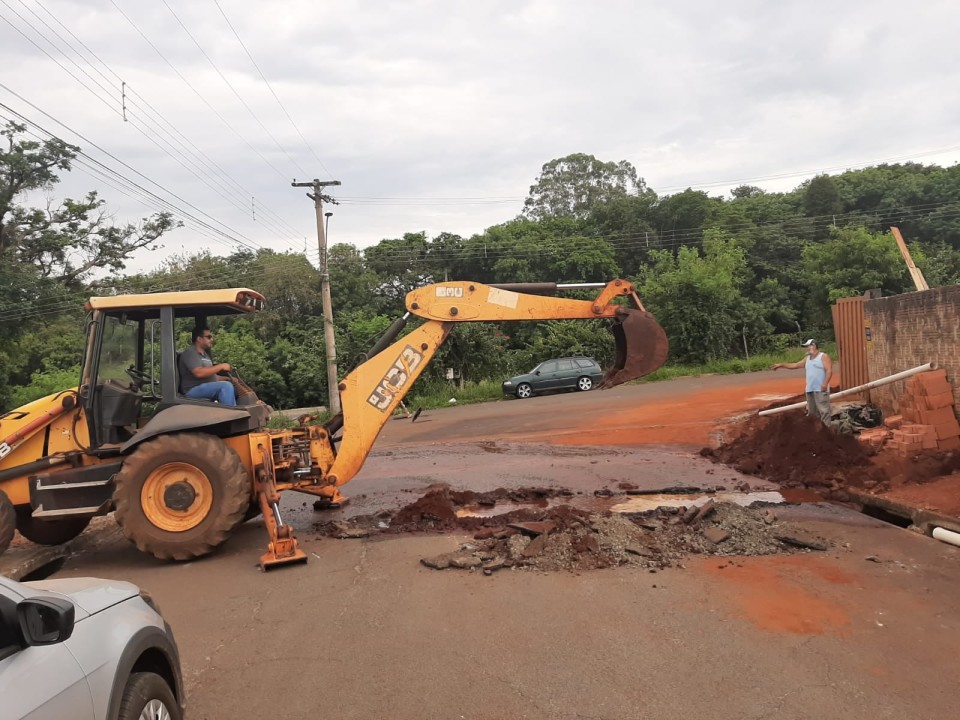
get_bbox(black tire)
[516,383,533,399]
[114,433,251,561]
[14,507,90,546]
[118,671,181,720]
[0,490,15,556]
[243,499,262,522]
[576,376,594,392]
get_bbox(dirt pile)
[319,485,829,574]
[700,414,889,500]
[701,413,960,502]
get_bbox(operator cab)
[79,289,267,452]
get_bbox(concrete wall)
[863,286,960,414]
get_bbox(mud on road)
[7,371,960,720]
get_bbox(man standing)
[772,339,833,423]
[178,326,236,406]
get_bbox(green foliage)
[523,153,645,221]
[10,366,80,407]
[207,320,286,407]
[6,145,960,415]
[637,232,758,364]
[801,226,916,325]
[407,378,505,409]
[527,321,616,368]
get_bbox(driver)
[178,326,236,406]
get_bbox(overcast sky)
[2,0,959,274]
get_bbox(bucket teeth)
[599,309,669,389]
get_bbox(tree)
[802,174,844,221]
[636,232,760,363]
[523,153,645,220]
[731,185,765,199]
[586,193,659,276]
[801,226,918,326]
[0,122,177,410]
[0,123,176,299]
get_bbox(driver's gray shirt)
[179,347,215,392]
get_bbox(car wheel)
[0,490,15,556]
[577,376,594,391]
[118,671,181,720]
[113,433,250,561]
[516,383,532,399]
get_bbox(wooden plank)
[891,226,930,291]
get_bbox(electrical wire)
[107,0,291,184]
[159,0,310,179]
[6,0,305,247]
[210,0,332,177]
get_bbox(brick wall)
[863,286,960,415]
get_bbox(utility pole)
[292,178,342,414]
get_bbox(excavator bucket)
[598,308,669,389]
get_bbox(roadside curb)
[848,489,960,537]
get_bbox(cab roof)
[86,288,265,320]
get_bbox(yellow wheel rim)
[141,462,214,532]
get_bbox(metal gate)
[831,296,869,391]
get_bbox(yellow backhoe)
[0,280,668,569]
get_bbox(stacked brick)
[860,370,960,454]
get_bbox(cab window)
[97,315,139,383]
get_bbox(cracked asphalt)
[39,373,960,719]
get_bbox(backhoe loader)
[0,280,668,569]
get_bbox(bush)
[10,366,81,407]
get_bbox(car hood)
[25,577,140,618]
[504,373,535,384]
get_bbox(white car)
[0,574,184,720]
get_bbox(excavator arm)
[294,279,667,504]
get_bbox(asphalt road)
[28,373,960,719]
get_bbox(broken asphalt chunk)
[507,521,557,537]
[420,554,452,570]
[774,527,828,551]
[449,555,484,569]
[692,499,716,524]
[703,527,731,544]
[522,534,549,558]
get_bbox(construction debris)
[863,370,960,453]
[322,485,832,574]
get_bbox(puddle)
[456,500,549,518]
[611,491,785,513]
[455,491,791,518]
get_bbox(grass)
[634,343,837,384]
[401,343,838,411]
[406,379,505,410]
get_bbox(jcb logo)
[367,345,424,412]
[435,287,463,298]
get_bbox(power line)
[31,0,306,243]
[340,199,960,264]
[159,0,309,179]
[8,197,960,322]
[210,0,332,178]
[0,8,299,248]
[108,0,291,183]
[0,94,263,251]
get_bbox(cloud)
[2,0,958,275]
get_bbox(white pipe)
[758,362,936,416]
[932,527,960,548]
